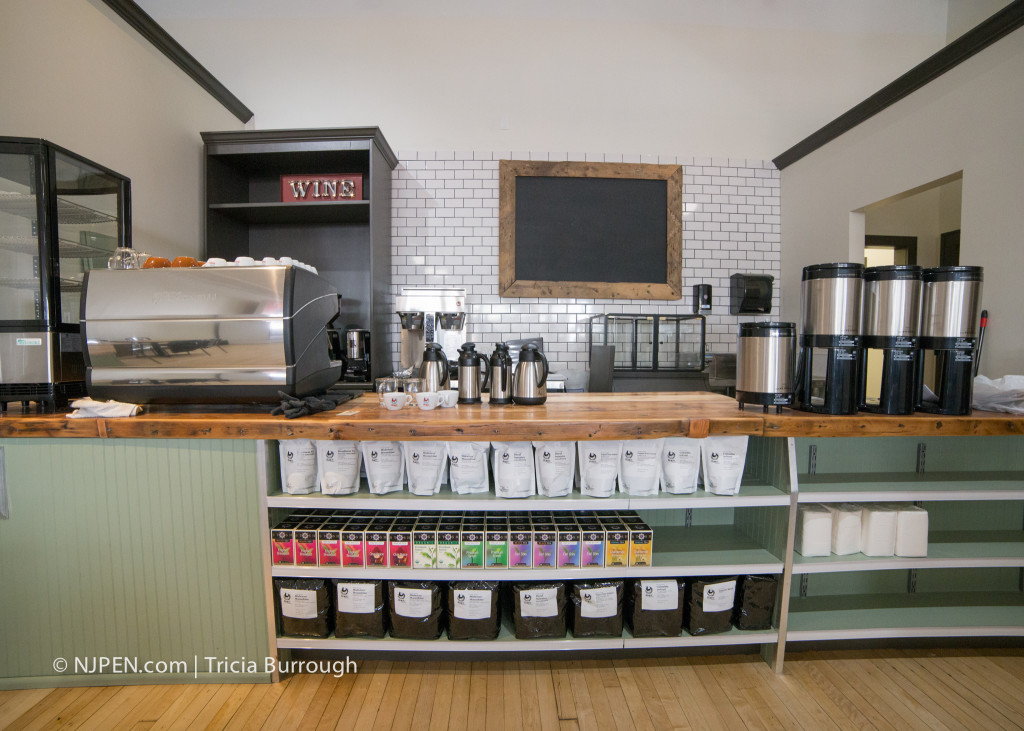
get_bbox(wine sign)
[280,174,363,202]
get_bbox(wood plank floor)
[2,648,1024,730]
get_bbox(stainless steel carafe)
[512,343,549,405]
[860,265,922,415]
[457,342,489,404]
[488,343,513,405]
[417,343,450,393]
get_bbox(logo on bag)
[457,593,466,604]
[502,451,510,462]
[371,450,379,461]
[451,456,459,466]
[339,587,349,596]
[326,450,335,460]
[397,592,406,600]
[588,452,597,462]
[707,588,716,598]
[645,585,653,595]
[412,452,420,463]
[286,450,295,461]
[283,592,291,600]
[667,450,676,461]
[523,593,532,603]
[625,450,634,461]
[543,451,551,461]
[584,593,592,602]
[711,452,720,463]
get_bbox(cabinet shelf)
[0,191,117,224]
[270,526,783,581]
[266,481,788,511]
[792,530,1024,573]
[0,235,110,258]
[786,592,1024,641]
[208,200,370,225]
[797,471,1024,502]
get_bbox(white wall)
[141,0,948,161]
[863,178,964,268]
[780,27,1024,377]
[0,0,245,258]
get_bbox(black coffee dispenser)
[859,266,922,415]
[795,263,864,414]
[917,266,983,415]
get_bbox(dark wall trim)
[100,0,253,124]
[773,0,1024,170]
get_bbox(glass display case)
[588,313,705,372]
[0,138,130,410]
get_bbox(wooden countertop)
[0,392,1020,440]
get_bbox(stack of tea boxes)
[272,510,654,569]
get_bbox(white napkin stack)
[895,504,929,557]
[860,504,898,556]
[826,503,863,555]
[67,397,142,419]
[795,505,833,557]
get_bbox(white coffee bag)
[360,441,405,494]
[533,441,576,497]
[279,439,318,494]
[660,437,701,494]
[447,441,491,494]
[577,441,621,498]
[316,440,362,495]
[700,435,748,496]
[619,440,663,496]
[404,441,449,496]
[491,442,536,498]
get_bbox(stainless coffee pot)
[457,342,489,404]
[488,342,513,405]
[512,343,549,405]
[417,343,450,393]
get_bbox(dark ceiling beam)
[773,0,1024,170]
[100,0,253,124]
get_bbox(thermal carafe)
[456,342,489,404]
[918,266,983,415]
[860,265,921,415]
[488,343,513,405]
[512,343,549,406]
[795,262,864,414]
[736,322,795,412]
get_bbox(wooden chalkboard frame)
[499,159,682,300]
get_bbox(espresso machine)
[860,265,922,415]
[918,266,983,415]
[795,262,864,414]
[395,287,467,376]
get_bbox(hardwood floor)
[2,649,1024,730]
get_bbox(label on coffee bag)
[580,586,618,618]
[394,587,432,618]
[703,580,736,612]
[640,580,678,611]
[520,587,559,617]
[336,583,375,614]
[453,589,493,620]
[280,588,317,619]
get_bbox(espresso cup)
[234,256,255,266]
[439,390,458,407]
[384,391,410,410]
[417,392,440,410]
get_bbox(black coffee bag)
[512,582,566,639]
[731,574,778,631]
[274,577,332,638]
[333,579,386,638]
[684,576,738,636]
[447,581,501,640]
[625,579,684,637]
[570,581,623,638]
[388,581,444,640]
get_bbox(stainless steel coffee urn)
[918,266,983,415]
[736,322,795,413]
[860,265,922,415]
[488,343,513,405]
[512,343,549,406]
[456,342,489,404]
[795,262,864,414]
[342,328,371,380]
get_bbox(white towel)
[795,505,833,557]
[860,504,898,557]
[67,397,142,419]
[895,504,929,557]
[826,504,863,556]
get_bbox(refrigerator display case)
[0,138,130,410]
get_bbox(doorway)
[864,235,918,266]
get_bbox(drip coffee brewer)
[795,262,864,414]
[859,266,921,415]
[395,287,467,377]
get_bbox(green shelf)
[797,471,1024,502]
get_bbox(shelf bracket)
[808,445,817,475]
[907,569,918,593]
[916,443,926,473]
[684,509,693,527]
[799,575,808,597]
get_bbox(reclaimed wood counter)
[1,392,1020,440]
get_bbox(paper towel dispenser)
[730,273,773,314]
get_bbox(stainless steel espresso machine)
[395,287,467,376]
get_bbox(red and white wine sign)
[280,174,363,202]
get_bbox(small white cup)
[234,256,255,266]
[384,392,410,410]
[439,391,458,408]
[261,257,280,265]
[417,392,440,410]
[204,257,227,267]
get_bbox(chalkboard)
[499,160,682,300]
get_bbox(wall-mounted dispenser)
[693,283,712,313]
[730,273,773,314]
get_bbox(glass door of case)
[51,150,123,327]
[0,150,45,325]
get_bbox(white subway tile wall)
[390,151,781,376]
